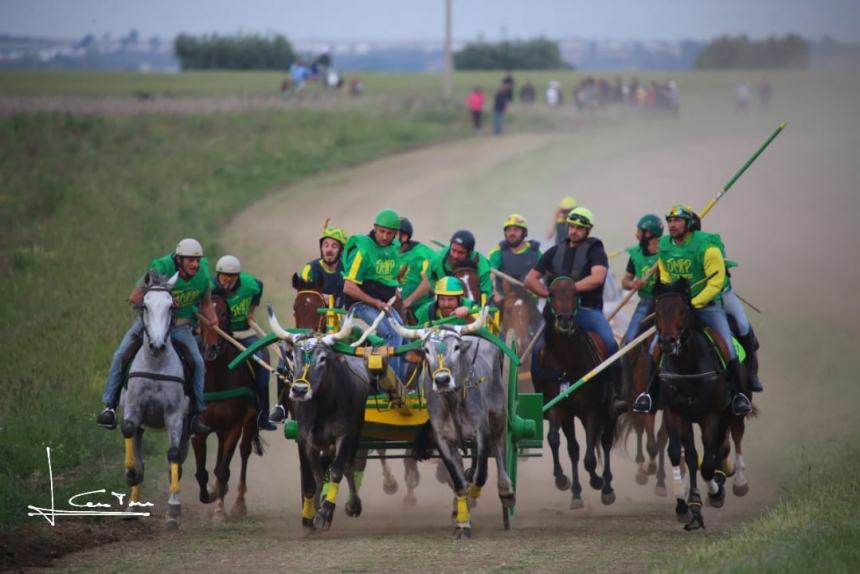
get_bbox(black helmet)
[450,229,476,253]
[399,217,413,239]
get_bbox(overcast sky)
[3,0,860,42]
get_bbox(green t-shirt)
[427,248,493,302]
[145,254,211,321]
[658,231,723,301]
[399,241,436,309]
[343,233,401,287]
[625,246,659,298]
[212,272,262,331]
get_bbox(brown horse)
[193,294,264,521]
[653,279,753,531]
[290,272,419,504]
[499,282,541,381]
[620,334,668,496]
[453,266,483,306]
[536,276,617,508]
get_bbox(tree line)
[454,37,569,70]
[696,34,810,69]
[174,33,296,70]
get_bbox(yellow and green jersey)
[143,254,211,321]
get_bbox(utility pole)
[443,0,452,100]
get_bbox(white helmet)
[175,238,203,257]
[216,255,241,274]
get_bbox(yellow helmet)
[320,226,348,246]
[434,276,465,297]
[559,196,578,210]
[503,213,528,230]
[566,206,594,228]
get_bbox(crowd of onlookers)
[280,53,364,98]
[735,79,773,112]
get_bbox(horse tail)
[613,413,636,461]
[252,429,266,457]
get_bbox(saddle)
[121,337,194,396]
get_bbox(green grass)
[667,437,860,573]
[0,105,468,525]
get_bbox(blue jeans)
[623,297,654,345]
[102,319,207,413]
[575,306,621,384]
[350,303,407,381]
[239,334,271,406]
[696,304,738,360]
[721,289,750,337]
[493,110,504,134]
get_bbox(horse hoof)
[675,499,689,519]
[302,517,315,529]
[647,461,658,475]
[231,503,247,519]
[601,490,616,506]
[199,490,215,504]
[314,501,334,530]
[345,498,363,518]
[733,482,750,497]
[554,475,571,491]
[452,527,472,540]
[167,503,181,518]
[684,515,705,531]
[403,494,417,507]
[654,484,668,497]
[165,517,179,530]
[635,471,648,486]
[589,476,604,490]
[383,480,399,496]
[569,497,584,510]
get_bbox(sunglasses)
[567,214,592,227]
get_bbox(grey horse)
[392,309,515,539]
[121,271,191,529]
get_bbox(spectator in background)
[758,80,773,108]
[288,59,310,95]
[546,80,562,107]
[493,82,510,135]
[519,81,536,104]
[736,80,751,113]
[465,86,486,133]
[502,71,516,102]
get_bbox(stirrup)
[257,411,277,431]
[632,393,653,414]
[97,407,117,429]
[190,415,210,435]
[731,394,752,416]
[269,404,287,424]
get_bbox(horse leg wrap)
[468,484,482,500]
[302,497,315,520]
[325,482,339,504]
[124,438,135,470]
[455,495,470,527]
[672,466,686,499]
[169,463,180,495]
[130,485,141,504]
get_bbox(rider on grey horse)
[97,238,215,435]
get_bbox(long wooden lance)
[491,268,526,288]
[197,313,276,374]
[606,122,786,322]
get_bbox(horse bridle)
[547,276,579,334]
[654,291,691,356]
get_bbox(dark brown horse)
[193,294,264,521]
[620,333,668,495]
[653,279,752,531]
[537,276,617,508]
[499,282,541,381]
[453,266,483,306]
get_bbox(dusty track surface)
[33,76,860,573]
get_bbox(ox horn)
[389,319,429,340]
[268,305,296,344]
[322,310,355,346]
[454,306,489,335]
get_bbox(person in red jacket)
[465,86,485,133]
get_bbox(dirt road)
[40,74,860,573]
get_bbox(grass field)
[1,68,859,572]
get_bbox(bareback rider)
[342,208,408,380]
[689,211,763,393]
[524,207,627,415]
[632,205,752,416]
[398,217,437,315]
[414,276,480,326]
[620,214,662,344]
[211,255,276,431]
[299,225,348,307]
[488,213,542,306]
[97,238,215,435]
[546,196,578,245]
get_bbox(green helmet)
[636,214,663,236]
[434,276,465,297]
[374,208,401,230]
[320,226,348,246]
[567,206,594,228]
